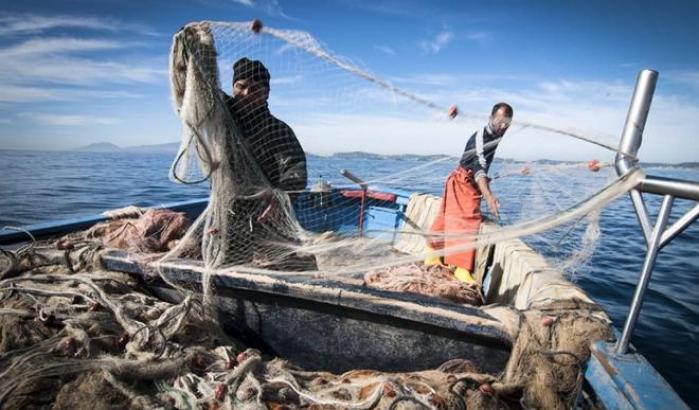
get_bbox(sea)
[1,149,698,407]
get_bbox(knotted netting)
[163,20,641,283]
[0,19,651,410]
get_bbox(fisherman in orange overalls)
[426,102,513,283]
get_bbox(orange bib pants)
[428,167,482,271]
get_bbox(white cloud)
[0,14,156,36]
[271,75,303,85]
[467,32,489,41]
[18,112,121,126]
[293,112,467,156]
[0,36,164,106]
[276,75,699,163]
[419,29,453,54]
[665,70,699,93]
[390,73,458,86]
[374,45,396,56]
[0,56,165,85]
[228,0,289,18]
[0,38,165,86]
[0,38,134,58]
[0,84,142,103]
[0,85,55,103]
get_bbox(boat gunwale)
[101,249,514,348]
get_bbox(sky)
[0,0,698,162]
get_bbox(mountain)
[122,142,180,153]
[76,142,121,152]
[75,142,180,153]
[642,161,699,169]
[332,151,386,160]
[330,151,456,161]
[69,144,699,170]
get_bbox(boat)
[1,70,696,409]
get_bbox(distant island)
[75,143,457,161]
[77,142,180,153]
[67,143,699,169]
[327,151,454,162]
[76,142,122,152]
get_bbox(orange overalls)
[428,166,482,271]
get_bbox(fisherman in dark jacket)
[426,102,513,283]
[225,57,307,196]
[224,57,315,270]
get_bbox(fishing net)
[0,258,612,409]
[0,19,648,410]
[0,260,611,409]
[162,20,633,286]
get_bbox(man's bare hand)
[253,188,277,223]
[485,194,500,220]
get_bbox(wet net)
[163,21,636,282]
[0,19,648,410]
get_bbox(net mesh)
[0,19,650,410]
[162,20,631,287]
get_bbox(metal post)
[615,69,658,176]
[616,194,674,354]
[660,203,699,249]
[614,69,662,354]
[630,189,652,245]
[615,69,658,258]
[340,169,369,236]
[611,70,699,354]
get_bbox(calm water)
[1,150,698,407]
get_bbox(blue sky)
[0,0,698,162]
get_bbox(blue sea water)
[1,149,698,407]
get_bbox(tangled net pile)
[0,256,611,409]
[0,19,646,409]
[161,20,640,295]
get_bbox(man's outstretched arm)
[476,175,500,220]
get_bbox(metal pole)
[629,189,652,245]
[660,203,699,249]
[616,194,674,354]
[615,69,658,176]
[615,70,658,251]
[639,175,699,201]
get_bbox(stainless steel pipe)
[615,69,658,176]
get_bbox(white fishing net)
[0,19,651,410]
[162,20,638,286]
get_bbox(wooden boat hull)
[0,187,690,408]
[103,250,512,374]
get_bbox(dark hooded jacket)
[226,57,307,193]
[225,97,308,193]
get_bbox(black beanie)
[233,57,270,85]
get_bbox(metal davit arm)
[614,69,699,354]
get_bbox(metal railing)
[615,69,699,354]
